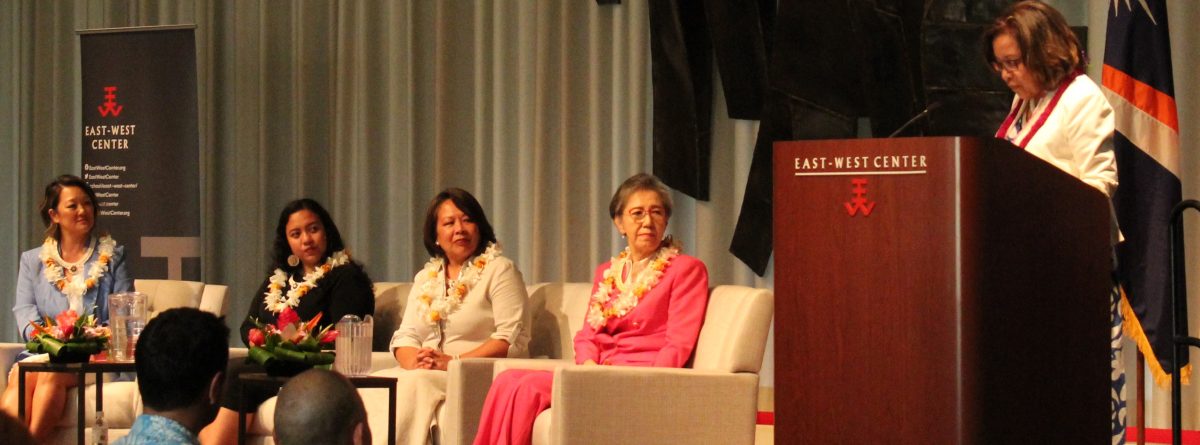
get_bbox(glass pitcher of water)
[107,292,148,362]
[334,314,373,376]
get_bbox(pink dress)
[473,254,709,445]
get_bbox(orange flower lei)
[586,238,680,329]
[263,250,350,313]
[39,236,116,313]
[415,242,500,325]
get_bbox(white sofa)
[4,280,771,445]
[0,279,228,444]
[246,282,772,445]
[441,285,774,445]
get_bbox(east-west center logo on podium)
[845,179,875,217]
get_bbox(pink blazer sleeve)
[572,263,607,364]
[652,256,709,367]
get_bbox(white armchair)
[441,282,592,445]
[446,285,774,445]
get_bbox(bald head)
[273,369,369,445]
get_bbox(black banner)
[80,26,200,281]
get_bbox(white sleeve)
[1066,81,1118,198]
[485,259,529,357]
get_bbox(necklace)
[263,250,351,313]
[415,242,501,325]
[586,238,680,329]
[39,235,116,313]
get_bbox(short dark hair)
[135,308,229,411]
[421,188,498,259]
[274,369,367,445]
[272,198,349,272]
[38,175,99,239]
[608,173,673,219]
[983,0,1085,90]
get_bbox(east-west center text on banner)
[80,26,201,281]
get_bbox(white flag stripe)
[1102,88,1180,177]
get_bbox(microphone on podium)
[887,101,942,138]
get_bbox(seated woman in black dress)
[200,198,374,445]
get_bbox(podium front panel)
[773,137,1111,443]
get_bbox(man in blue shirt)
[115,308,228,445]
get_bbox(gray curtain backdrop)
[6,0,1200,426]
[0,0,772,381]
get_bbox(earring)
[620,233,626,239]
[287,255,300,267]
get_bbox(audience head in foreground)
[274,368,370,445]
[116,307,229,445]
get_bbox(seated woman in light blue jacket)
[1,175,131,442]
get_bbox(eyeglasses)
[627,208,667,223]
[992,58,1023,73]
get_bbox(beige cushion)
[372,282,411,352]
[526,283,591,361]
[199,284,230,316]
[249,396,277,435]
[134,279,204,320]
[56,381,141,428]
[692,285,774,373]
[531,408,552,445]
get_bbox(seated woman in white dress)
[375,187,529,444]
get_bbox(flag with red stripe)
[1102,0,1187,385]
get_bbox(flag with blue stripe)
[1102,0,1187,386]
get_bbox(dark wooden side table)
[17,360,138,445]
[237,372,397,445]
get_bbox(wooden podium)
[773,137,1112,443]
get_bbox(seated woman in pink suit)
[472,173,709,445]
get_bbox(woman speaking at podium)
[984,2,1123,443]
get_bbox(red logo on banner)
[844,178,875,216]
[98,86,123,117]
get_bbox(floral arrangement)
[247,307,338,375]
[25,309,110,363]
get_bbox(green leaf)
[248,346,277,366]
[40,337,66,355]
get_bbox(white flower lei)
[39,235,117,313]
[586,239,680,329]
[263,250,351,313]
[415,242,501,326]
